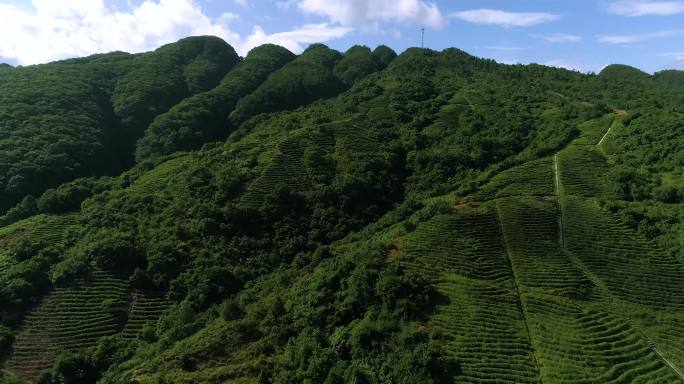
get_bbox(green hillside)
[0,36,239,214]
[1,37,683,384]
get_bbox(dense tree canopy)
[229,44,346,125]
[135,44,295,161]
[1,37,683,384]
[0,36,238,213]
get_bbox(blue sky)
[0,0,683,73]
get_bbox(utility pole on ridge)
[421,27,425,48]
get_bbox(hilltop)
[0,36,683,384]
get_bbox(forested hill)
[0,36,242,214]
[1,36,683,384]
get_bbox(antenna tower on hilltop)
[421,27,425,48]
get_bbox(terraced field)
[399,209,540,383]
[547,119,684,381]
[561,197,684,375]
[359,93,393,124]
[5,269,129,381]
[423,93,473,138]
[126,155,189,196]
[557,146,614,197]
[523,294,680,383]
[0,214,79,248]
[122,290,174,338]
[574,115,615,146]
[497,197,593,299]
[647,317,684,371]
[30,214,80,243]
[470,158,555,202]
[564,197,684,310]
[240,135,312,208]
[395,110,684,383]
[0,214,79,276]
[332,121,380,155]
[597,116,626,154]
[4,271,177,382]
[307,127,336,154]
[495,195,681,383]
[240,119,380,208]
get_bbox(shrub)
[220,297,244,321]
[50,252,89,283]
[91,335,137,370]
[0,195,38,226]
[0,325,13,359]
[38,352,99,384]
[37,177,107,213]
[82,230,145,273]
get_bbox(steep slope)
[228,44,345,125]
[135,44,296,161]
[1,41,684,384]
[5,269,128,381]
[0,36,239,214]
[400,209,540,383]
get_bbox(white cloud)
[450,9,560,28]
[242,23,352,53]
[598,29,684,43]
[0,0,352,65]
[297,0,445,28]
[660,51,684,60]
[479,46,529,51]
[607,1,684,16]
[544,59,587,72]
[220,12,240,22]
[0,0,241,65]
[534,33,582,43]
[276,1,297,10]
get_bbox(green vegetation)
[135,44,295,161]
[5,269,128,381]
[467,158,555,201]
[564,197,684,309]
[333,45,384,86]
[228,44,347,125]
[1,36,684,384]
[558,146,614,197]
[601,200,684,263]
[498,197,593,299]
[0,36,238,214]
[121,291,173,339]
[399,209,539,383]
